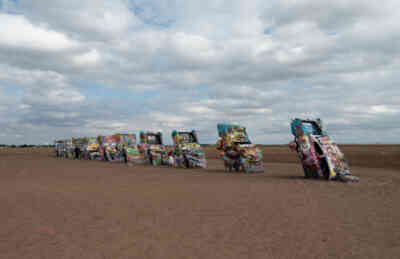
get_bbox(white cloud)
[18,104,31,110]
[0,13,79,51]
[72,49,101,66]
[16,0,141,40]
[150,112,191,128]
[186,106,214,114]
[47,88,85,105]
[45,111,80,120]
[0,0,399,144]
[369,105,399,114]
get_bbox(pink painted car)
[289,118,359,182]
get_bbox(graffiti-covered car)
[117,133,141,163]
[139,131,167,166]
[72,137,88,159]
[65,139,75,159]
[85,137,101,160]
[172,130,207,168]
[54,140,67,158]
[216,123,264,173]
[289,118,359,182]
[100,135,123,162]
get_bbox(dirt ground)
[1,146,400,259]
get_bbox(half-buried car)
[216,123,264,173]
[289,118,359,182]
[172,130,207,168]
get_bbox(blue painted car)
[289,118,359,182]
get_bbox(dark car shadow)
[268,175,305,180]
[265,175,326,181]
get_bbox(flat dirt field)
[1,145,400,259]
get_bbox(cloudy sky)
[0,0,399,145]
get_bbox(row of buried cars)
[54,119,359,182]
[55,130,208,168]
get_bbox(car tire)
[152,159,157,167]
[234,161,241,172]
[303,165,311,178]
[319,158,330,180]
[184,157,190,168]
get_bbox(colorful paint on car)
[84,137,101,160]
[171,130,207,168]
[117,133,141,163]
[54,140,67,158]
[72,137,89,159]
[289,118,359,182]
[216,123,264,173]
[99,135,124,162]
[139,131,167,166]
